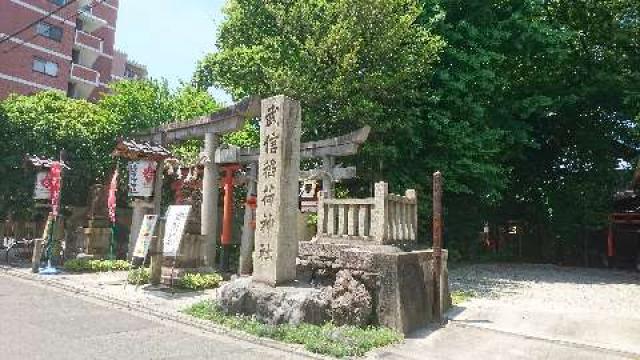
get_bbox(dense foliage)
[0,80,219,219]
[195,0,640,261]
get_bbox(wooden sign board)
[132,214,158,259]
[162,205,191,257]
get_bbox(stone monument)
[253,95,302,286]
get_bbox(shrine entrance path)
[370,263,640,360]
[0,274,313,360]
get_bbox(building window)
[67,82,76,98]
[76,19,84,31]
[36,22,63,42]
[124,66,137,79]
[72,49,80,64]
[49,0,66,6]
[33,58,59,77]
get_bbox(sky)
[115,0,232,104]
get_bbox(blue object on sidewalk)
[39,260,59,275]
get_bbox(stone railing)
[316,182,417,244]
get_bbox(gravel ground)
[449,263,640,318]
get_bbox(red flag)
[107,169,118,223]
[49,162,62,216]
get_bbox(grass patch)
[184,300,403,358]
[451,290,474,305]
[63,259,131,273]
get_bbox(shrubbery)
[179,272,223,290]
[127,267,150,285]
[63,259,131,273]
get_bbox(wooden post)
[432,171,443,322]
[150,134,166,285]
[31,213,52,273]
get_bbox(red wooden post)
[220,164,241,270]
[432,171,444,322]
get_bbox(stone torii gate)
[133,96,261,283]
[215,125,371,275]
[215,126,370,196]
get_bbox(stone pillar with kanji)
[253,95,302,286]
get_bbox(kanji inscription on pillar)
[253,95,302,286]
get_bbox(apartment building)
[112,49,147,81]
[0,0,121,100]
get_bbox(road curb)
[0,266,329,360]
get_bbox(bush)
[127,268,150,285]
[178,272,223,290]
[63,259,132,273]
[184,301,403,358]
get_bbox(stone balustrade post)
[372,182,388,244]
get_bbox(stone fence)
[316,182,417,245]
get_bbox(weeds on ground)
[63,259,131,273]
[184,300,403,358]
[450,290,474,305]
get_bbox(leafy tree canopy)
[194,0,640,258]
[0,80,220,219]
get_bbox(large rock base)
[218,277,330,325]
[298,241,450,334]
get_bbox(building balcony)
[77,5,108,33]
[73,30,103,67]
[69,63,99,99]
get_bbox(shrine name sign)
[253,95,302,286]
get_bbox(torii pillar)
[133,96,261,275]
[202,132,220,267]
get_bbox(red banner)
[49,162,62,216]
[107,169,118,223]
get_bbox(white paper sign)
[162,205,191,256]
[132,214,158,259]
[33,171,51,200]
[128,160,157,197]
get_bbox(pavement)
[369,264,640,360]
[0,274,314,360]
[1,263,639,360]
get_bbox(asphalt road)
[0,275,311,360]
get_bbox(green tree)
[99,79,174,137]
[0,80,222,219]
[0,92,110,217]
[193,0,523,243]
[428,0,639,259]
